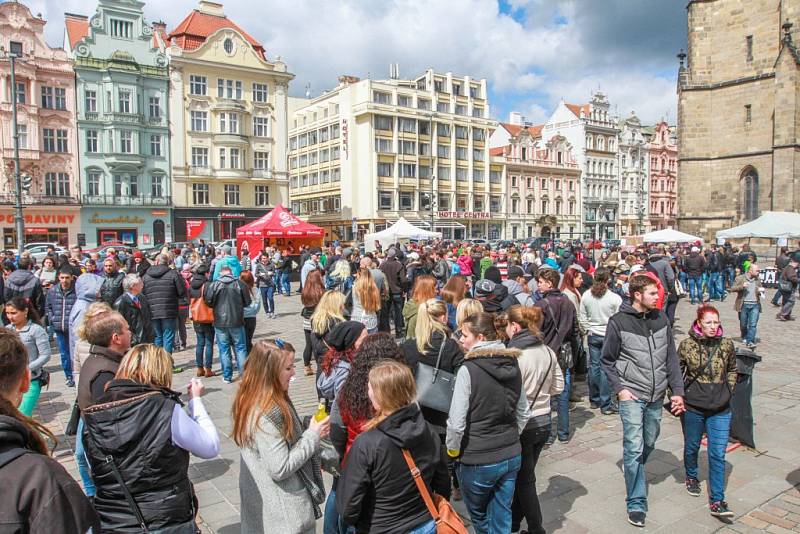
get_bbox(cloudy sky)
[31,0,687,126]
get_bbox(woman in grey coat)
[233,340,330,534]
[5,296,51,416]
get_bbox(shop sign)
[219,212,245,219]
[437,211,491,219]
[279,211,299,228]
[151,210,168,216]
[142,234,151,245]
[27,228,49,234]
[342,119,349,160]
[186,219,206,240]
[1,213,77,225]
[88,214,146,225]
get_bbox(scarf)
[264,400,326,519]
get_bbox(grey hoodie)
[502,280,534,307]
[68,274,104,362]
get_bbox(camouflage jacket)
[677,327,737,412]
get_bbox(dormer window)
[224,38,234,54]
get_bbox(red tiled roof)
[566,103,590,118]
[500,122,543,138]
[168,9,266,59]
[64,13,89,50]
[490,147,507,157]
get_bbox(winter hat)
[324,321,366,352]
[507,265,525,280]
[484,266,503,284]
[133,251,143,260]
[222,245,232,255]
[386,248,397,259]
[474,279,497,297]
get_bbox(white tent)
[716,211,800,239]
[643,228,703,244]
[364,217,442,252]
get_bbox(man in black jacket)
[204,265,251,383]
[601,276,684,528]
[114,273,155,346]
[4,257,44,315]
[706,244,726,301]
[142,254,186,355]
[99,257,125,307]
[683,246,706,304]
[380,248,406,338]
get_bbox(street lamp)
[1,42,26,251]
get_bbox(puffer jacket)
[503,279,534,307]
[142,264,186,320]
[678,324,737,414]
[99,271,125,307]
[457,254,473,277]
[4,269,44,313]
[45,283,77,332]
[203,273,250,328]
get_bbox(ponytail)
[415,299,448,353]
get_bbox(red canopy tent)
[235,204,324,258]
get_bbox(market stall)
[364,217,442,252]
[235,204,324,259]
[642,228,703,244]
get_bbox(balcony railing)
[82,195,171,206]
[190,166,212,176]
[0,194,80,205]
[252,169,272,178]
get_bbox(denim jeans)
[323,481,355,534]
[708,272,724,300]
[688,275,703,303]
[215,326,248,381]
[407,519,436,534]
[194,324,215,369]
[512,420,550,534]
[619,399,663,513]
[549,367,571,441]
[54,330,73,381]
[587,334,612,411]
[679,270,688,289]
[739,302,760,344]
[75,418,95,496]
[260,286,275,315]
[389,293,405,337]
[458,455,522,534]
[153,318,176,354]
[281,271,291,294]
[682,409,732,503]
[725,266,736,289]
[772,288,783,306]
[274,270,283,294]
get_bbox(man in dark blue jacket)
[44,268,77,386]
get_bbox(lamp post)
[2,43,25,251]
[429,113,436,232]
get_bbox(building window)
[419,165,431,178]
[223,38,234,54]
[418,143,430,156]
[379,191,393,210]
[377,162,393,177]
[456,147,468,160]
[375,115,393,131]
[741,167,759,221]
[190,110,208,131]
[43,129,67,152]
[541,199,548,213]
[511,176,518,188]
[511,199,519,214]
[473,128,485,142]
[86,130,98,153]
[85,90,97,112]
[230,148,241,169]
[118,90,131,113]
[456,167,468,181]
[490,170,501,183]
[745,104,752,123]
[151,175,164,198]
[490,196,501,212]
[437,101,449,113]
[399,118,416,133]
[189,75,207,95]
[14,81,26,104]
[254,151,269,170]
[746,35,753,62]
[87,172,101,196]
[17,124,27,149]
[455,126,468,139]
[191,147,208,168]
[400,140,416,155]
[192,183,209,205]
[120,130,132,153]
[375,137,392,153]
[253,83,269,102]
[219,112,239,134]
[373,91,391,104]
[255,185,269,206]
[455,104,467,116]
[150,134,162,156]
[437,144,450,158]
[148,96,160,118]
[400,163,416,177]
[438,193,450,210]
[45,172,70,197]
[434,79,445,93]
[224,184,240,205]
[473,148,484,161]
[110,19,133,38]
[473,169,484,182]
[331,123,340,138]
[437,123,450,137]
[217,79,243,99]
[437,166,450,180]
[253,116,270,137]
[399,192,413,210]
[41,86,65,110]
[418,98,431,110]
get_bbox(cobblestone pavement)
[36,290,800,533]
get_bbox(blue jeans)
[679,270,688,288]
[709,272,724,300]
[688,276,703,303]
[323,482,354,534]
[54,330,72,381]
[739,302,760,344]
[725,267,736,288]
[153,318,176,354]
[75,418,95,496]
[275,270,283,294]
[281,271,291,294]
[407,519,436,534]
[682,409,732,503]
[194,325,215,369]
[261,286,275,315]
[619,399,663,513]
[587,335,612,410]
[215,326,247,381]
[549,367,571,441]
[457,455,521,534]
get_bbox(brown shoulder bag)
[401,449,468,534]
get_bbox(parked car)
[213,239,236,251]
[467,238,488,246]
[27,244,67,263]
[83,243,133,258]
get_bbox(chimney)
[508,111,523,126]
[197,1,225,16]
[338,75,360,86]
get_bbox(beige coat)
[731,273,763,312]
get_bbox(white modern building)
[618,112,650,237]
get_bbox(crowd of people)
[0,236,798,533]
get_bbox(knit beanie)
[324,321,366,352]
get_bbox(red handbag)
[401,449,468,534]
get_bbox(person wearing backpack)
[777,254,799,321]
[189,264,215,377]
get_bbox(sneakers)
[223,378,233,384]
[204,367,215,378]
[685,477,701,497]
[709,501,733,518]
[627,511,646,527]
[196,367,205,377]
[601,405,619,415]
[65,378,75,388]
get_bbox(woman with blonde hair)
[233,340,329,534]
[337,360,450,533]
[351,267,381,333]
[327,259,353,295]
[454,298,483,339]
[310,290,347,373]
[402,274,437,341]
[82,344,219,533]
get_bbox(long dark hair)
[590,268,611,299]
[5,296,41,325]
[301,269,325,308]
[337,333,407,425]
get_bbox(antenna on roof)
[305,83,311,99]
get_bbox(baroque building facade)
[167,0,293,242]
[0,2,81,247]
[646,121,678,230]
[617,112,649,237]
[678,0,800,239]
[65,0,171,247]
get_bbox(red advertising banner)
[186,219,206,241]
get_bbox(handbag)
[674,278,687,299]
[778,276,793,292]
[36,368,50,389]
[189,285,214,324]
[65,400,80,436]
[401,449,468,534]
[415,338,457,413]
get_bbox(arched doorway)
[540,226,551,238]
[740,166,759,221]
[153,219,165,244]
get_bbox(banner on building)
[186,219,206,241]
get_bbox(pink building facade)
[647,122,678,230]
[0,2,80,248]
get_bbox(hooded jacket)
[684,251,706,277]
[4,269,43,313]
[44,283,77,332]
[508,329,564,419]
[203,273,251,328]
[457,254,473,277]
[0,415,100,533]
[336,404,450,533]
[503,279,534,307]
[68,273,104,366]
[677,324,737,414]
[211,254,243,281]
[601,303,684,403]
[142,264,186,320]
[126,257,151,277]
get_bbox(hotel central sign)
[437,211,491,219]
